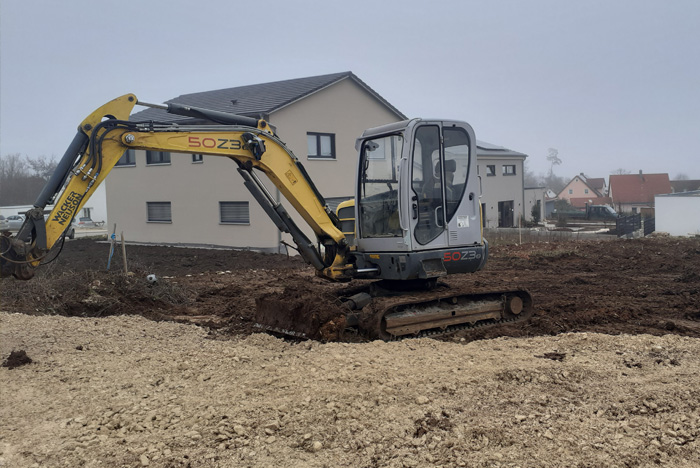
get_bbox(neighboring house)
[608,171,671,214]
[655,191,700,236]
[558,173,605,202]
[476,142,528,228]
[670,179,700,193]
[105,72,530,249]
[106,72,406,251]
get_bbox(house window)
[569,189,573,195]
[219,201,250,224]
[116,149,135,167]
[486,165,496,176]
[147,202,172,223]
[584,188,589,194]
[192,154,203,163]
[502,165,516,176]
[307,133,336,159]
[146,151,171,165]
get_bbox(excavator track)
[254,286,534,342]
[355,289,533,341]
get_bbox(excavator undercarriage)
[254,280,533,341]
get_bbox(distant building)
[475,142,528,228]
[558,173,606,202]
[655,191,700,236]
[0,184,107,224]
[670,179,700,193]
[609,171,671,214]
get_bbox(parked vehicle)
[66,220,76,239]
[0,215,9,232]
[77,217,95,227]
[554,204,618,221]
[6,215,25,231]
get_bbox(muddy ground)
[3,236,700,341]
[2,236,700,467]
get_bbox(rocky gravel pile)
[2,312,699,467]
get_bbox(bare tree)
[0,154,57,206]
[611,168,631,175]
[0,153,29,180]
[523,160,541,188]
[673,173,689,180]
[546,148,561,178]
[26,155,58,180]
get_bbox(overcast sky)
[2,0,699,181]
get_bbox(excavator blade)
[253,292,348,341]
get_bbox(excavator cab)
[352,119,487,281]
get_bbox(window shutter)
[147,202,172,222]
[220,201,249,224]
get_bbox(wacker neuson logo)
[52,190,83,225]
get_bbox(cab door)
[409,122,480,251]
[409,124,448,250]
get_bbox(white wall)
[1,181,107,223]
[655,195,700,236]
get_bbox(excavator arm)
[1,94,352,280]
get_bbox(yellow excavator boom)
[1,94,351,280]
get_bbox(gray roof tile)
[131,71,405,123]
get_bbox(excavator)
[0,94,532,340]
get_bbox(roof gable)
[130,72,405,123]
[609,173,671,203]
[586,177,606,191]
[558,174,603,198]
[476,141,527,158]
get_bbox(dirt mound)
[1,350,32,369]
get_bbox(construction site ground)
[1,236,700,467]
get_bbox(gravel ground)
[2,312,699,468]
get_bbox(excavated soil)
[2,236,700,467]
[3,236,699,341]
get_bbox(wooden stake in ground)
[120,232,128,275]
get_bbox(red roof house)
[609,172,671,214]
